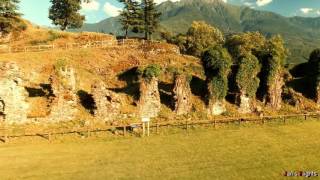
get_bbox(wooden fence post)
[304,114,307,120]
[156,121,159,134]
[123,125,126,136]
[186,119,188,132]
[283,116,286,124]
[4,128,8,143]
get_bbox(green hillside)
[76,0,320,64]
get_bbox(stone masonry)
[139,77,161,118]
[0,62,29,124]
[173,74,192,115]
[91,81,121,121]
[48,66,78,122]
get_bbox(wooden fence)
[0,113,318,143]
[0,39,161,54]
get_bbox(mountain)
[76,0,320,64]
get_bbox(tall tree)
[141,0,161,40]
[0,0,25,36]
[49,0,85,31]
[186,21,224,57]
[118,0,141,38]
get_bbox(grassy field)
[0,119,320,180]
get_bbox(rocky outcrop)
[48,66,78,122]
[91,81,121,121]
[139,77,161,118]
[173,74,192,115]
[0,62,29,124]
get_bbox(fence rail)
[0,39,161,54]
[0,113,318,143]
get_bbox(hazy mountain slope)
[76,0,320,63]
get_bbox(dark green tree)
[141,0,161,40]
[118,0,142,38]
[0,0,25,36]
[49,0,85,31]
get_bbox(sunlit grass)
[0,119,319,179]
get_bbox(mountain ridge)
[76,0,320,63]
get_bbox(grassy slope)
[0,119,319,179]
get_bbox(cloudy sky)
[20,0,320,26]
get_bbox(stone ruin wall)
[139,77,161,118]
[47,66,78,122]
[173,74,192,115]
[266,73,284,110]
[0,62,29,124]
[91,81,121,121]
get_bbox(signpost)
[141,117,150,137]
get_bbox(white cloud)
[300,8,313,14]
[104,2,121,17]
[244,2,254,8]
[82,0,100,11]
[152,0,180,4]
[256,0,272,7]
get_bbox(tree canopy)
[186,21,224,57]
[0,0,25,36]
[49,0,85,31]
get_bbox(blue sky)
[19,0,320,27]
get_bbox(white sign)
[141,117,150,122]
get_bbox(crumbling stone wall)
[0,62,29,124]
[91,81,121,121]
[266,73,284,110]
[139,77,161,118]
[236,92,252,114]
[48,66,78,122]
[173,74,192,115]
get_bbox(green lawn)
[0,120,320,180]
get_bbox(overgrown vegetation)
[139,64,161,81]
[201,46,232,101]
[162,21,224,57]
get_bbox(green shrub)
[139,64,161,81]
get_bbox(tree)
[118,0,142,38]
[49,0,85,31]
[185,21,224,57]
[141,0,161,40]
[0,0,25,36]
